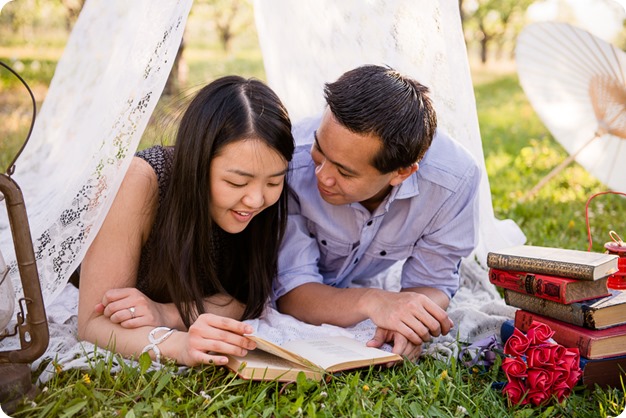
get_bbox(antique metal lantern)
[0,61,49,414]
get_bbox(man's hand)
[363,289,453,346]
[367,327,423,362]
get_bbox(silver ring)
[129,306,136,319]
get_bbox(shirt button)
[367,220,373,226]
[380,250,387,256]
[321,240,327,245]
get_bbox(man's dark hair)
[324,65,437,173]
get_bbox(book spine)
[487,253,595,280]
[504,290,589,327]
[490,269,570,303]
[514,310,592,357]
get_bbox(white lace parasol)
[516,22,626,195]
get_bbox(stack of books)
[488,245,626,388]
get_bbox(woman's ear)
[389,162,418,186]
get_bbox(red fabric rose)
[527,389,550,406]
[526,345,555,368]
[552,367,570,385]
[566,367,582,388]
[502,357,527,379]
[560,348,580,370]
[552,382,572,402]
[500,323,582,407]
[526,321,555,344]
[551,344,566,362]
[504,328,530,357]
[527,368,556,392]
[502,377,528,405]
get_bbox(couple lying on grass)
[75,64,480,368]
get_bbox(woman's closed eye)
[226,180,247,188]
[267,177,285,187]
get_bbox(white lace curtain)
[253,0,526,266]
[0,0,193,313]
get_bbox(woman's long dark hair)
[145,76,294,328]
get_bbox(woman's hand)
[96,287,178,329]
[172,313,257,367]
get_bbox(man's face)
[310,109,406,212]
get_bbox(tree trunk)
[163,39,185,96]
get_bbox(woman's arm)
[77,157,254,365]
[96,287,246,330]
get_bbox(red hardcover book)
[489,268,610,303]
[514,309,626,359]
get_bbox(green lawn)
[3,45,626,418]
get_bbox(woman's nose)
[242,187,265,209]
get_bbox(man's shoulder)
[291,144,314,166]
[416,130,480,191]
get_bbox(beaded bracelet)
[141,326,176,364]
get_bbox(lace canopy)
[0,0,524,374]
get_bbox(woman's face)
[209,138,288,233]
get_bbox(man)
[273,65,480,359]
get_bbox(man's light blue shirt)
[274,128,481,302]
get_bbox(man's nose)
[315,159,335,186]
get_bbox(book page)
[227,350,321,381]
[246,335,321,371]
[246,334,402,372]
[282,336,401,371]
[496,245,615,266]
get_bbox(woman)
[77,76,294,367]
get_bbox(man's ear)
[389,163,418,186]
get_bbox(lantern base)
[607,275,626,290]
[0,363,37,415]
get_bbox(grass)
[3,40,626,418]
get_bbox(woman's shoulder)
[123,157,159,201]
[136,145,174,169]
[135,145,174,199]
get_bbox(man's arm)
[277,283,452,345]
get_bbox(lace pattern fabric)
[0,0,192,315]
[253,0,526,264]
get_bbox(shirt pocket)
[366,239,414,261]
[308,222,352,273]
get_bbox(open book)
[225,335,403,382]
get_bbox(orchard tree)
[203,0,253,53]
[462,0,533,63]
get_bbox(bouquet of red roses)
[502,321,582,406]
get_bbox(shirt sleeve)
[401,162,481,298]
[272,188,325,303]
